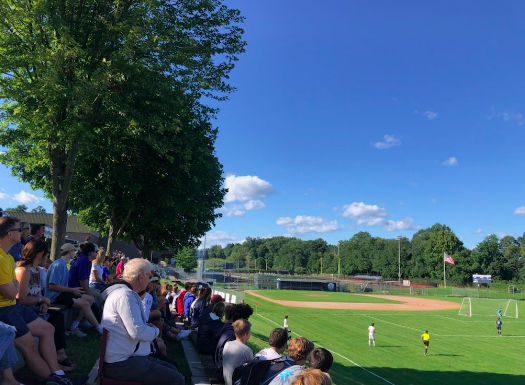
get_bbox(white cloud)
[204,231,240,247]
[0,192,10,200]
[442,157,458,166]
[399,201,404,206]
[243,200,265,211]
[13,191,43,204]
[475,228,483,234]
[514,206,525,215]
[220,205,246,217]
[341,202,387,224]
[372,135,401,149]
[276,215,340,234]
[340,202,419,231]
[415,110,438,120]
[423,111,438,120]
[224,175,274,203]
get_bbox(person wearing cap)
[45,242,104,336]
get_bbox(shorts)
[497,327,501,330]
[369,334,375,339]
[423,341,429,346]
[0,300,38,338]
[53,292,79,308]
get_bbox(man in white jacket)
[101,258,184,385]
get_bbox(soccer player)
[495,319,502,336]
[284,315,291,340]
[421,330,430,355]
[496,308,502,319]
[368,323,375,347]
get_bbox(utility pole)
[338,241,341,278]
[395,235,401,282]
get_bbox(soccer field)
[244,292,525,385]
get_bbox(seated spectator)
[191,287,211,328]
[199,294,224,326]
[214,303,254,373]
[89,250,106,291]
[114,256,127,279]
[222,319,253,385]
[197,301,226,355]
[0,216,75,385]
[183,284,197,321]
[15,240,75,372]
[102,257,114,284]
[271,347,333,385]
[255,328,288,360]
[289,369,331,385]
[45,243,103,336]
[262,337,314,385]
[101,258,184,385]
[0,320,20,385]
[68,242,104,313]
[176,282,190,316]
[6,222,29,263]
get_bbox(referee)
[421,330,430,356]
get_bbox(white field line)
[256,313,396,385]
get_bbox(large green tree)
[0,0,245,259]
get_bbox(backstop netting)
[458,298,518,318]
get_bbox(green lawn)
[244,293,525,385]
[253,290,403,303]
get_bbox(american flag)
[444,253,455,265]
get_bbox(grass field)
[252,290,403,303]
[244,291,525,385]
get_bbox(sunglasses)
[5,228,22,235]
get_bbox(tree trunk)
[106,209,131,257]
[49,144,78,261]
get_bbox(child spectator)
[214,304,254,374]
[191,287,212,328]
[222,319,253,385]
[176,282,191,316]
[102,257,114,284]
[255,328,288,360]
[262,337,314,385]
[197,301,226,354]
[89,250,106,291]
[45,242,103,336]
[15,240,75,372]
[289,369,332,385]
[183,285,198,321]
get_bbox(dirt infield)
[245,291,460,311]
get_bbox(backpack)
[232,357,284,385]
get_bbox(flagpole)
[443,252,446,288]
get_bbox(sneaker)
[176,329,191,341]
[58,358,76,372]
[66,328,87,338]
[46,373,73,385]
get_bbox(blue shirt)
[45,259,69,303]
[68,254,91,288]
[7,242,22,262]
[102,266,111,280]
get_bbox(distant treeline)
[206,224,525,284]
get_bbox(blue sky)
[2,1,525,249]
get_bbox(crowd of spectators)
[0,215,334,385]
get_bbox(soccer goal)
[458,298,518,318]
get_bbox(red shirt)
[115,261,125,278]
[176,290,186,314]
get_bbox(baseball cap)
[211,294,224,303]
[61,243,79,252]
[150,276,160,282]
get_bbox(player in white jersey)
[368,323,376,347]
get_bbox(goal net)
[458,298,518,318]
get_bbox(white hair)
[122,258,153,281]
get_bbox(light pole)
[395,235,401,282]
[337,241,341,278]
